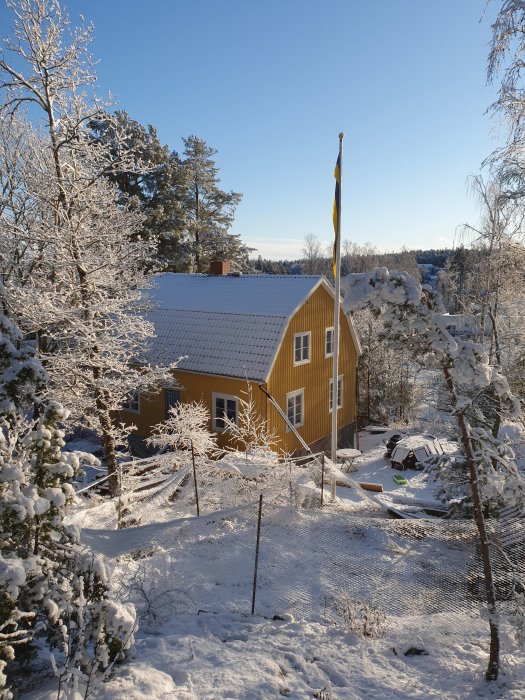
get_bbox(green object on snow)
[393,473,409,486]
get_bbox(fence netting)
[78,451,524,630]
[82,503,522,627]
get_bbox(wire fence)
[78,451,525,633]
[83,502,523,631]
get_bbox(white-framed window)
[122,391,140,414]
[213,393,238,431]
[325,327,334,357]
[165,389,181,418]
[329,375,343,412]
[286,388,304,428]
[293,332,311,365]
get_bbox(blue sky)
[1,0,504,259]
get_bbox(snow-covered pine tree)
[0,0,176,494]
[0,283,136,698]
[341,267,525,681]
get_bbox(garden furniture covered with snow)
[390,436,443,470]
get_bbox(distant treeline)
[251,244,452,281]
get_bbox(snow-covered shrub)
[51,558,137,698]
[148,401,217,458]
[118,552,190,631]
[330,589,387,638]
[222,385,279,458]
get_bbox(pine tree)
[180,135,249,272]
[0,283,136,698]
[89,110,189,270]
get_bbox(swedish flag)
[332,153,341,278]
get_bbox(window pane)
[123,391,139,412]
[215,397,225,429]
[326,329,333,354]
[295,394,302,424]
[226,399,237,422]
[295,336,301,362]
[287,398,294,423]
[294,334,309,363]
[165,390,181,417]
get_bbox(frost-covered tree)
[0,0,175,494]
[440,173,525,413]
[354,308,419,426]
[341,267,525,681]
[487,0,525,199]
[222,385,279,458]
[148,402,218,517]
[148,401,217,458]
[0,283,136,698]
[301,234,325,275]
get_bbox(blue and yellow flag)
[332,153,341,278]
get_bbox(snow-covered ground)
[23,432,525,699]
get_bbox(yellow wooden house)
[119,263,361,454]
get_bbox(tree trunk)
[443,366,500,680]
[92,370,119,495]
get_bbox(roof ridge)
[150,308,288,319]
[155,273,323,280]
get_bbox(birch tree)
[342,267,524,681]
[0,0,175,494]
[487,0,525,199]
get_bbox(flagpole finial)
[338,132,344,141]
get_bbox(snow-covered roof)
[146,309,287,381]
[144,274,324,381]
[149,273,323,316]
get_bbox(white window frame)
[293,331,311,366]
[122,391,141,414]
[325,327,334,357]
[212,392,239,432]
[329,375,343,412]
[286,388,304,429]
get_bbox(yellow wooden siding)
[266,284,357,453]
[117,372,267,451]
[117,283,357,454]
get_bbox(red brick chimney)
[209,260,231,276]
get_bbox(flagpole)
[331,132,344,464]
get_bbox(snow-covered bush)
[118,552,190,632]
[222,385,279,458]
[330,589,387,638]
[51,559,137,698]
[148,401,217,458]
